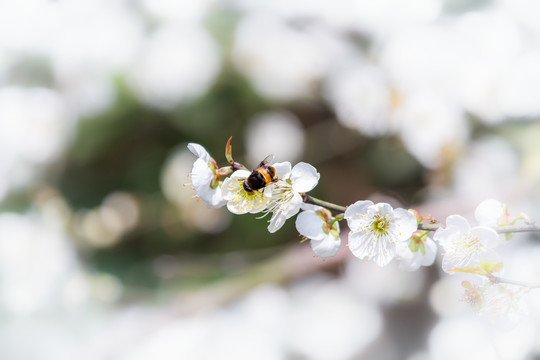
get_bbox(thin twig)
[493,276,540,289]
[302,194,347,213]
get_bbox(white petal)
[367,203,393,218]
[420,238,437,266]
[273,161,292,179]
[295,210,325,240]
[392,208,418,242]
[267,193,301,233]
[191,158,214,189]
[230,169,251,179]
[187,143,211,161]
[285,192,303,219]
[433,225,461,246]
[227,199,248,214]
[395,242,419,271]
[268,211,288,233]
[445,214,471,233]
[200,186,226,208]
[247,195,272,214]
[348,231,395,267]
[441,254,457,272]
[471,226,500,249]
[311,233,341,258]
[344,200,374,232]
[475,199,504,226]
[221,177,236,201]
[290,162,320,193]
[300,202,321,211]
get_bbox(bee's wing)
[259,154,275,166]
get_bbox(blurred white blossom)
[452,136,520,198]
[428,317,500,360]
[395,92,467,168]
[0,213,79,314]
[325,64,395,137]
[0,87,74,199]
[130,24,220,109]
[345,258,426,305]
[434,215,501,272]
[245,111,305,166]
[499,50,540,118]
[141,0,214,23]
[288,279,383,360]
[474,199,506,227]
[233,13,327,101]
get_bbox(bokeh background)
[2,0,540,359]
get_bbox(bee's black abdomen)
[243,180,254,193]
[246,171,266,191]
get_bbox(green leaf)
[480,259,504,274]
[447,265,488,276]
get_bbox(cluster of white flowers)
[188,140,539,325]
[188,142,434,270]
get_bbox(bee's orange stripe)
[258,168,273,184]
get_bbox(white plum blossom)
[295,208,341,258]
[221,170,272,214]
[395,233,437,271]
[187,143,226,208]
[434,215,501,273]
[344,201,417,267]
[266,162,320,233]
[474,198,508,227]
[462,280,528,327]
[221,161,291,215]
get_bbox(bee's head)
[242,180,254,193]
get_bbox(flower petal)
[471,226,500,249]
[187,143,211,161]
[197,186,226,208]
[295,210,325,240]
[290,162,320,193]
[445,214,471,233]
[191,158,214,189]
[273,161,292,179]
[227,199,247,214]
[420,238,437,266]
[268,211,288,233]
[311,233,341,258]
[348,231,395,266]
[475,199,504,227]
[391,208,418,242]
[433,225,462,245]
[344,200,373,232]
[230,169,251,179]
[367,202,393,218]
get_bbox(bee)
[243,155,277,193]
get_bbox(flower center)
[370,215,390,237]
[445,233,485,263]
[458,234,482,251]
[462,285,483,310]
